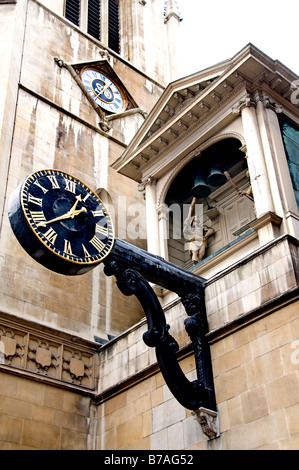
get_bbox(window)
[279,116,299,209]
[108,0,120,53]
[64,0,120,54]
[65,0,80,26]
[87,0,101,39]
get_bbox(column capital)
[231,93,256,115]
[138,176,157,192]
[263,95,283,114]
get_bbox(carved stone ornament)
[0,335,16,357]
[192,407,220,439]
[0,319,95,390]
[36,346,52,369]
[70,357,85,379]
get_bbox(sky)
[177,0,299,77]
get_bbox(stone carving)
[192,407,219,439]
[0,320,95,390]
[183,198,215,262]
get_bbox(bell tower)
[61,0,183,85]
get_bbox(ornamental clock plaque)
[8,169,114,275]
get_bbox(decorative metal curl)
[104,243,216,411]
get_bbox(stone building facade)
[0,0,298,450]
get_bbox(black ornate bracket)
[104,238,216,411]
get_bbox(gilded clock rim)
[20,169,115,266]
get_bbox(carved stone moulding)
[0,317,97,391]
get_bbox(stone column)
[144,177,160,255]
[255,97,284,218]
[240,97,281,244]
[241,100,274,216]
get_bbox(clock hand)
[36,198,87,227]
[70,207,87,217]
[102,82,110,93]
[95,82,110,98]
[68,194,82,217]
[36,211,75,227]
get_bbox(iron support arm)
[104,238,216,411]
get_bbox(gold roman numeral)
[47,175,60,189]
[92,209,104,218]
[90,236,105,253]
[44,227,58,244]
[95,225,108,237]
[28,194,43,207]
[82,244,91,257]
[30,211,47,226]
[65,179,76,194]
[34,180,48,194]
[64,239,72,254]
[82,193,90,202]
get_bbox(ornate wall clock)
[8,169,114,275]
[81,68,125,114]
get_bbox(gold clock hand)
[71,207,87,217]
[95,82,110,98]
[68,194,82,217]
[36,211,74,227]
[36,196,86,227]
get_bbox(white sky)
[178,0,299,77]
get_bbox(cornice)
[113,44,299,182]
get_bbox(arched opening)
[164,138,256,268]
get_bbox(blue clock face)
[8,170,115,274]
[81,69,124,114]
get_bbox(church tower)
[0,0,182,342]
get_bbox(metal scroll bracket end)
[103,241,218,439]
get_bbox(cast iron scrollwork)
[104,239,216,411]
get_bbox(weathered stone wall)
[0,372,94,450]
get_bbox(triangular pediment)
[112,44,298,182]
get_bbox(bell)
[207,166,227,187]
[191,174,211,199]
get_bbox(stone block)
[21,419,60,450]
[115,414,143,449]
[60,428,88,450]
[266,372,299,412]
[285,402,299,436]
[214,365,248,403]
[152,397,186,433]
[241,385,269,423]
[0,414,23,444]
[246,348,284,389]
